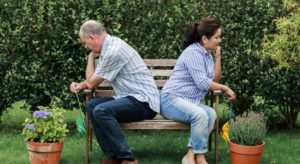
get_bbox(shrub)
[257,0,300,129]
[261,0,300,68]
[0,0,288,124]
[257,65,300,129]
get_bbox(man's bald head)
[80,20,106,37]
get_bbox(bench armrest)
[83,89,94,102]
[83,89,93,94]
[213,90,222,95]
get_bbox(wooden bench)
[84,59,222,164]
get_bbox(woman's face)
[202,28,221,51]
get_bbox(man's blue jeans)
[160,93,216,154]
[86,96,156,161]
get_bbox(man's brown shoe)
[121,159,139,164]
[100,157,121,164]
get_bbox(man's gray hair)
[80,20,106,37]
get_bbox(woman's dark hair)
[183,18,221,49]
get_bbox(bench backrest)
[94,59,176,97]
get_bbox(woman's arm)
[212,46,221,82]
[209,81,235,102]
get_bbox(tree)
[261,0,300,68]
[259,0,300,129]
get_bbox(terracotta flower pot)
[229,141,265,164]
[26,141,64,164]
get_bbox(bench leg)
[85,118,94,164]
[209,133,212,151]
[85,111,89,164]
[85,92,93,164]
[214,94,220,164]
[89,122,93,151]
[208,91,214,152]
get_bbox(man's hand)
[89,51,100,59]
[70,82,81,93]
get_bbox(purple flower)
[33,110,52,118]
[25,124,35,130]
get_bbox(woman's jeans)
[160,93,216,154]
[86,96,156,160]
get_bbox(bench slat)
[98,80,167,88]
[151,69,173,77]
[96,59,177,67]
[121,121,189,130]
[94,90,115,97]
[144,59,177,66]
[154,80,167,87]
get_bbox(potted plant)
[228,111,267,164]
[22,106,69,164]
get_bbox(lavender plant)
[229,112,267,146]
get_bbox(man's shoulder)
[110,36,126,45]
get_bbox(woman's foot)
[182,148,196,164]
[195,154,208,164]
[121,159,139,164]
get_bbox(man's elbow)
[86,82,97,90]
[86,75,103,89]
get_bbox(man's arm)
[82,51,104,90]
[75,74,104,91]
[70,52,104,93]
[86,51,97,80]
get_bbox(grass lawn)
[0,101,299,164]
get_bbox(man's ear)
[88,35,94,40]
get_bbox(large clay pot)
[229,141,265,164]
[26,141,64,164]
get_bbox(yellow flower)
[221,122,230,143]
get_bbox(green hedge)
[1,0,297,128]
[0,0,209,116]
[208,0,285,115]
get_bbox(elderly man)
[70,20,159,164]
